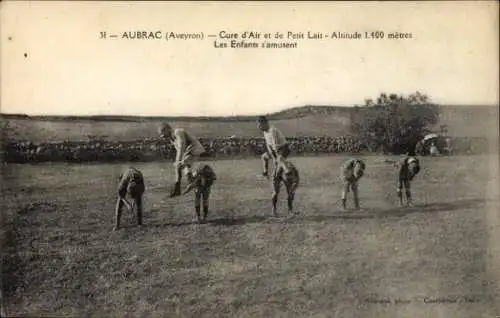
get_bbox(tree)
[364,98,374,107]
[350,91,440,154]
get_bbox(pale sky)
[1,1,498,116]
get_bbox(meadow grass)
[1,154,499,317]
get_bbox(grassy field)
[2,153,499,317]
[2,105,497,142]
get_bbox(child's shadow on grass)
[147,198,487,227]
[302,198,487,222]
[211,198,488,225]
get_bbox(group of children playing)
[113,116,421,230]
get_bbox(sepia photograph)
[1,1,499,317]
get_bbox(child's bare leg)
[114,197,124,231]
[202,187,211,222]
[405,180,413,206]
[352,182,360,210]
[341,181,350,210]
[135,195,143,226]
[272,163,278,180]
[286,181,297,215]
[261,152,270,177]
[272,178,281,217]
[397,180,404,206]
[194,189,202,223]
[170,162,183,197]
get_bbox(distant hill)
[0,105,353,122]
[1,105,498,142]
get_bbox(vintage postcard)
[1,1,499,317]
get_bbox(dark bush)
[351,92,440,154]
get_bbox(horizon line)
[1,103,498,119]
